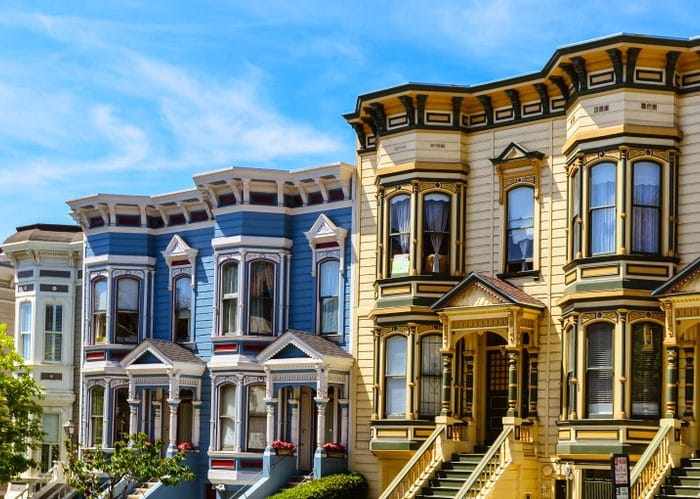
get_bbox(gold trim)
[565,271,578,284]
[382,285,412,296]
[564,125,681,154]
[627,264,669,277]
[581,265,619,277]
[417,284,454,293]
[376,429,408,438]
[626,429,656,440]
[576,430,619,440]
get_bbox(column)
[684,346,695,419]
[464,351,474,419]
[528,349,538,417]
[372,330,380,419]
[208,375,216,452]
[315,399,328,449]
[167,399,180,455]
[441,350,453,416]
[666,346,679,418]
[406,325,416,419]
[265,401,276,448]
[192,400,202,448]
[234,379,244,452]
[507,350,519,417]
[153,399,162,443]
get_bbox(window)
[44,304,63,362]
[385,335,407,417]
[246,385,266,451]
[115,278,139,343]
[389,195,410,277]
[631,322,662,418]
[419,334,441,418]
[423,193,450,274]
[221,262,238,335]
[177,390,194,445]
[589,162,616,255]
[219,384,237,450]
[319,260,339,334]
[632,161,661,254]
[92,279,107,343]
[506,186,534,273]
[586,323,613,417]
[112,388,129,444]
[19,302,31,361]
[571,168,582,258]
[40,414,59,472]
[173,276,192,342]
[90,386,105,446]
[566,326,577,418]
[249,261,274,335]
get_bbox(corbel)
[549,75,570,103]
[504,89,521,120]
[533,83,549,114]
[362,116,377,138]
[451,96,464,128]
[559,62,579,91]
[570,56,587,91]
[398,95,415,126]
[477,95,493,125]
[416,94,428,126]
[351,122,367,149]
[666,50,681,87]
[626,47,641,84]
[606,48,623,84]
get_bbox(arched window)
[631,322,662,418]
[249,261,274,335]
[506,186,534,273]
[90,386,105,446]
[319,259,340,334]
[112,388,129,444]
[173,276,192,342]
[423,193,450,274]
[115,278,139,343]
[221,262,238,336]
[246,385,266,451]
[419,334,441,418]
[632,161,661,254]
[385,335,407,417]
[389,194,410,277]
[589,162,616,255]
[92,279,107,343]
[586,323,613,417]
[219,384,237,450]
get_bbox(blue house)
[66,162,355,498]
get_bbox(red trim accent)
[109,352,126,360]
[211,459,236,469]
[171,260,190,266]
[240,460,263,469]
[243,344,265,353]
[214,343,238,352]
[316,242,339,249]
[86,351,105,360]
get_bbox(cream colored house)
[344,33,700,498]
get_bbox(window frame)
[631,160,662,256]
[92,278,108,344]
[504,185,535,274]
[387,193,411,277]
[114,277,140,344]
[248,260,276,336]
[19,301,32,362]
[585,322,614,418]
[317,258,340,335]
[588,161,617,256]
[172,275,192,343]
[384,334,407,418]
[246,384,267,451]
[421,192,451,275]
[220,261,240,336]
[418,333,442,419]
[43,303,63,363]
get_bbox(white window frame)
[43,303,63,363]
[19,301,32,362]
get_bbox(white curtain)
[219,385,236,449]
[424,194,449,272]
[390,195,410,253]
[590,163,616,255]
[250,261,274,334]
[117,278,139,311]
[507,187,534,269]
[632,162,660,253]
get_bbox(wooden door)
[485,349,508,444]
[298,386,316,471]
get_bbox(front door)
[298,386,316,471]
[485,341,508,444]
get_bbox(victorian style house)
[344,33,700,498]
[66,162,354,498]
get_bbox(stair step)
[667,476,700,486]
[659,485,700,496]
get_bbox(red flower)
[271,440,296,451]
[322,442,346,452]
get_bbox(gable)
[272,344,312,360]
[668,271,700,294]
[131,351,166,365]
[442,282,509,308]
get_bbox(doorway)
[484,333,508,445]
[298,386,317,471]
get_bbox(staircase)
[415,453,485,499]
[657,459,700,498]
[278,473,312,493]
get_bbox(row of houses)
[4,33,700,498]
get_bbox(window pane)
[386,378,406,416]
[220,385,236,418]
[423,193,450,273]
[117,278,139,311]
[93,280,107,342]
[389,195,410,276]
[590,163,616,255]
[385,336,407,417]
[420,335,441,417]
[223,263,238,295]
[632,323,662,418]
[386,336,407,376]
[21,302,31,332]
[506,186,534,272]
[91,387,104,446]
[586,323,613,416]
[174,277,192,342]
[219,385,237,449]
[116,278,139,342]
[247,385,266,450]
[113,389,129,444]
[94,280,107,311]
[319,260,340,334]
[632,161,661,254]
[249,261,274,335]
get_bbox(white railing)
[630,422,676,499]
[456,425,514,499]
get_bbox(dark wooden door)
[485,349,508,444]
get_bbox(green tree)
[65,432,196,499]
[0,323,44,482]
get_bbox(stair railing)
[379,424,447,499]
[455,425,514,499]
[630,421,676,499]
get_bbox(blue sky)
[0,0,698,241]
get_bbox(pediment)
[491,142,544,165]
[271,344,312,360]
[304,214,347,245]
[444,282,509,308]
[161,235,198,264]
[257,330,353,369]
[131,351,166,365]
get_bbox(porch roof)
[431,272,545,310]
[121,339,206,375]
[257,330,353,369]
[652,256,700,296]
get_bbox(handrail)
[456,425,514,499]
[379,425,446,499]
[630,422,675,499]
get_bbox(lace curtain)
[590,163,616,255]
[632,162,660,253]
[424,194,449,272]
[390,195,410,253]
[250,261,274,334]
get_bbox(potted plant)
[177,441,194,452]
[322,442,347,458]
[272,440,296,456]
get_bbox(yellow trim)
[556,289,651,306]
[381,285,412,296]
[413,429,434,438]
[559,429,572,440]
[565,271,577,284]
[564,124,680,154]
[576,430,619,440]
[581,265,619,277]
[626,264,669,276]
[376,429,408,438]
[417,284,453,293]
[377,160,470,176]
[626,429,657,440]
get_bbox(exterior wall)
[0,256,13,334]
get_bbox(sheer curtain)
[632,161,660,254]
[424,194,449,272]
[389,195,411,276]
[250,261,274,334]
[507,187,534,271]
[590,163,616,255]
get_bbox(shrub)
[269,472,368,499]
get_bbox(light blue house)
[67,162,355,498]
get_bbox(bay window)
[173,276,192,342]
[389,195,410,277]
[385,335,407,417]
[249,261,274,335]
[44,304,63,362]
[319,259,340,334]
[115,277,139,343]
[92,279,107,343]
[632,161,661,254]
[586,323,613,417]
[506,186,534,273]
[423,193,450,274]
[589,162,616,255]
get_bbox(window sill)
[563,253,678,272]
